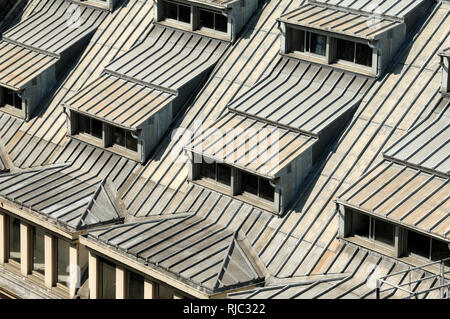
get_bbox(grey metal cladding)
[64,73,176,130]
[0,164,122,231]
[280,3,402,40]
[185,112,317,177]
[105,25,229,93]
[0,41,58,90]
[228,57,372,137]
[311,0,427,19]
[88,210,263,293]
[337,160,449,241]
[384,99,450,176]
[3,0,107,56]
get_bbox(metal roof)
[279,3,402,40]
[105,25,228,93]
[3,0,107,56]
[0,41,58,90]
[181,0,240,9]
[311,0,428,20]
[228,57,372,137]
[337,160,449,241]
[0,163,123,231]
[64,74,176,130]
[383,98,450,176]
[184,112,317,178]
[88,211,264,293]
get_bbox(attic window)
[350,210,394,247]
[78,113,103,139]
[199,9,228,33]
[199,160,232,187]
[407,230,450,266]
[336,38,373,67]
[165,0,191,24]
[112,125,138,152]
[0,87,22,110]
[241,171,275,202]
[288,28,326,56]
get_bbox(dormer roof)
[279,3,402,41]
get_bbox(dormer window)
[199,8,228,33]
[0,87,22,111]
[439,50,450,94]
[336,39,373,68]
[78,114,103,140]
[166,1,191,24]
[289,29,326,57]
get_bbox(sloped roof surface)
[312,0,428,19]
[280,3,401,40]
[0,164,122,230]
[88,211,263,293]
[338,160,449,241]
[185,112,316,178]
[0,41,58,89]
[64,73,176,129]
[105,25,228,93]
[228,57,372,136]
[3,0,107,56]
[384,99,450,176]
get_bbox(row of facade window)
[0,87,22,110]
[74,113,138,153]
[3,215,70,286]
[349,210,450,266]
[197,161,275,203]
[287,28,373,68]
[98,257,181,299]
[161,0,228,34]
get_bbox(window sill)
[0,105,25,119]
[342,236,447,276]
[191,179,277,214]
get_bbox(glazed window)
[350,211,394,247]
[407,230,450,266]
[199,9,227,33]
[288,28,326,56]
[165,1,191,24]
[112,125,138,152]
[336,38,373,67]
[1,87,22,110]
[77,113,103,139]
[199,161,231,187]
[99,258,116,299]
[127,271,144,299]
[241,171,275,202]
[158,284,174,299]
[56,238,70,285]
[8,216,21,263]
[31,226,45,275]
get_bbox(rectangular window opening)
[8,216,21,264]
[100,259,116,299]
[374,218,394,247]
[56,238,70,285]
[32,227,45,275]
[1,87,22,110]
[407,230,431,260]
[127,271,144,299]
[165,1,191,24]
[288,28,325,56]
[199,9,227,33]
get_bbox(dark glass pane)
[259,178,274,202]
[158,284,174,299]
[305,31,310,52]
[290,29,305,52]
[166,1,177,20]
[78,114,91,135]
[355,42,373,67]
[13,92,22,109]
[32,227,45,275]
[200,161,216,180]
[408,230,430,259]
[352,211,370,238]
[215,13,227,32]
[57,238,70,285]
[126,132,138,152]
[310,33,326,56]
[101,260,116,299]
[374,219,394,246]
[5,89,14,106]
[199,9,214,29]
[337,38,355,62]
[179,4,191,23]
[431,239,450,265]
[113,126,126,147]
[9,217,20,263]
[216,163,231,186]
[91,118,103,139]
[242,172,258,195]
[127,271,144,299]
